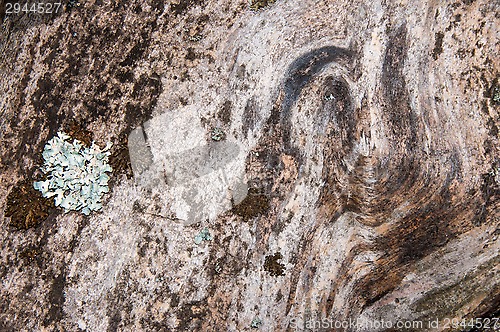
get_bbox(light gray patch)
[127,126,154,177]
[242,97,259,139]
[163,140,240,186]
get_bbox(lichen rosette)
[33,131,112,215]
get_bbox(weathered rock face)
[0,0,499,331]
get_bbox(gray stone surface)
[0,0,499,331]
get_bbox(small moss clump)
[250,0,276,11]
[232,188,270,221]
[5,179,55,230]
[264,252,285,276]
[66,121,93,147]
[19,248,42,262]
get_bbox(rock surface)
[0,0,499,331]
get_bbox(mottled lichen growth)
[412,256,500,322]
[264,252,285,276]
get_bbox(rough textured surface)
[0,0,499,331]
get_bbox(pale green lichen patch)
[210,127,225,141]
[251,317,262,328]
[194,228,213,244]
[493,88,500,103]
[33,131,112,215]
[324,93,335,101]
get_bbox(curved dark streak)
[260,47,354,318]
[283,46,354,116]
[322,76,356,151]
[279,46,354,154]
[381,25,418,151]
